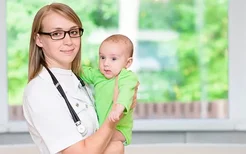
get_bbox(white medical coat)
[23,68,99,154]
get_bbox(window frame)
[0,0,8,133]
[1,0,246,133]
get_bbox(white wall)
[0,144,246,154]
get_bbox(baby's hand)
[108,111,121,122]
[108,104,125,122]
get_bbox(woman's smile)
[61,48,75,55]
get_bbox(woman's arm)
[63,70,140,154]
[24,80,121,154]
[62,75,124,154]
[62,118,117,154]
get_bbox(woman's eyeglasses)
[39,28,84,40]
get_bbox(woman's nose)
[63,33,72,45]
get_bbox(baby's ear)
[125,57,133,68]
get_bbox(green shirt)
[81,66,138,145]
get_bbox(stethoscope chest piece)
[76,121,88,137]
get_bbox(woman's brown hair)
[28,3,82,82]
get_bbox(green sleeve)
[117,69,139,114]
[81,65,98,84]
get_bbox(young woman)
[22,3,138,154]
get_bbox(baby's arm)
[116,69,139,114]
[81,65,99,84]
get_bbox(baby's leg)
[112,130,126,142]
[103,141,124,154]
[103,131,126,154]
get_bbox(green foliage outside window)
[7,0,228,105]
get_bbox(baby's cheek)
[113,71,120,77]
[114,68,122,75]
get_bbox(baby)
[81,34,139,145]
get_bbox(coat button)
[76,103,79,107]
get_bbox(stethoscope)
[43,65,96,137]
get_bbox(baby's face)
[99,42,130,79]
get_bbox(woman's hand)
[110,76,122,123]
[113,76,119,105]
[130,81,139,109]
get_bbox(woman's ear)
[125,57,133,68]
[35,34,43,47]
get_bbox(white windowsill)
[0,121,28,133]
[133,119,246,131]
[1,119,246,133]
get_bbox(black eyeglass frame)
[38,28,84,40]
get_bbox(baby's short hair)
[101,34,134,57]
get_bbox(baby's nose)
[104,60,109,66]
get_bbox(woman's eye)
[51,31,63,37]
[70,30,79,36]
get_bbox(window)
[135,0,228,119]
[1,0,245,133]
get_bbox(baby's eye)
[100,56,105,59]
[112,57,117,61]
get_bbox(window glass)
[7,0,228,120]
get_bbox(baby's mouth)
[104,70,111,74]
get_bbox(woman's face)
[36,12,81,69]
